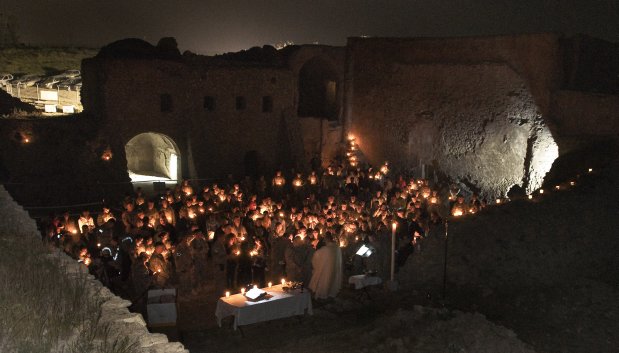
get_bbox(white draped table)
[215,284,313,330]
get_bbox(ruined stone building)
[1,33,618,205]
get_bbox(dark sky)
[3,0,618,54]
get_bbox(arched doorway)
[298,57,338,120]
[125,132,180,183]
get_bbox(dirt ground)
[159,276,618,353]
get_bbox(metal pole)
[442,220,449,299]
[390,222,396,282]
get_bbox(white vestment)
[309,241,342,299]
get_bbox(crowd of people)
[40,159,489,304]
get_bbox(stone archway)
[125,132,181,183]
[298,57,339,120]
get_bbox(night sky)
[3,0,618,54]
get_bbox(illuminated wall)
[346,34,563,198]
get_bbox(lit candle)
[225,291,230,298]
[539,189,544,194]
[588,168,593,173]
[281,278,286,286]
[528,195,533,200]
[241,288,245,295]
[496,199,501,204]
[268,281,272,288]
[253,285,258,290]
[570,181,575,186]
[555,185,560,190]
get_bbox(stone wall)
[551,90,619,138]
[345,34,563,197]
[0,185,188,353]
[83,57,303,179]
[0,116,130,206]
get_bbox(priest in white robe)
[309,234,342,299]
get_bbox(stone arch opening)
[125,132,180,182]
[298,57,338,120]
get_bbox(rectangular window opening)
[235,96,246,111]
[160,93,173,112]
[204,96,216,111]
[262,96,273,113]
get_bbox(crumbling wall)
[348,60,556,197]
[345,34,567,197]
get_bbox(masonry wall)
[345,35,562,197]
[0,117,130,206]
[84,58,297,180]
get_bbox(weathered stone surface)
[345,35,566,198]
[0,185,188,353]
[101,297,132,310]
[147,342,188,353]
[139,333,169,348]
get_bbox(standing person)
[211,231,228,292]
[250,238,267,287]
[225,233,239,290]
[285,236,311,283]
[78,210,95,235]
[174,235,194,295]
[97,206,115,226]
[148,242,170,288]
[309,233,342,299]
[191,228,210,290]
[269,223,288,281]
[121,202,137,234]
[131,252,152,312]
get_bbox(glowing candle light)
[496,199,501,204]
[253,284,258,290]
[570,181,575,186]
[555,185,560,190]
[528,195,533,200]
[241,288,245,295]
[281,278,286,286]
[225,291,230,298]
[452,209,463,217]
[588,168,593,173]
[268,281,272,288]
[539,189,544,194]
